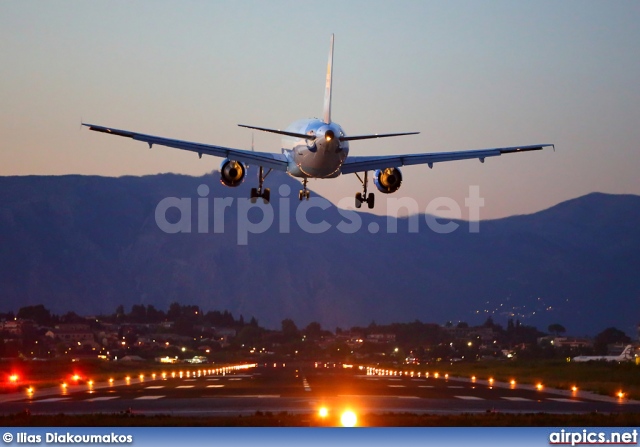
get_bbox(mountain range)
[0,173,639,336]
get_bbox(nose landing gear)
[298,178,310,200]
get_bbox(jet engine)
[219,159,247,187]
[373,167,403,194]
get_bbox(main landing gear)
[250,166,271,203]
[355,171,375,209]
[298,178,310,200]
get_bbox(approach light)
[318,407,329,418]
[341,410,357,427]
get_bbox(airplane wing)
[340,144,554,174]
[82,123,289,171]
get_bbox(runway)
[1,363,638,416]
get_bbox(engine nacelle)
[373,167,403,194]
[219,159,247,187]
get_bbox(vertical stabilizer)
[323,34,334,124]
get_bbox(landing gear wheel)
[367,193,375,209]
[250,166,273,203]
[354,172,375,209]
[299,178,310,201]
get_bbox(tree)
[17,305,52,326]
[281,318,300,342]
[129,305,147,323]
[482,317,495,328]
[304,322,322,341]
[594,327,630,355]
[547,323,566,336]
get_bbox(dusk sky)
[1,1,639,219]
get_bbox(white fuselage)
[281,119,349,179]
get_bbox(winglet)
[323,34,334,124]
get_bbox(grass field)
[397,359,640,400]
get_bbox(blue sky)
[1,1,639,218]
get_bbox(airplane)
[572,345,635,363]
[83,35,553,209]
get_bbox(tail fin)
[620,345,634,360]
[323,34,334,124]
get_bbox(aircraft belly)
[294,148,345,178]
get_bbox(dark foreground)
[3,411,640,427]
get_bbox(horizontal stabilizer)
[341,132,419,142]
[238,124,316,140]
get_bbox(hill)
[0,173,638,335]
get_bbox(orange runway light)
[536,383,544,391]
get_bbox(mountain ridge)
[0,173,638,336]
